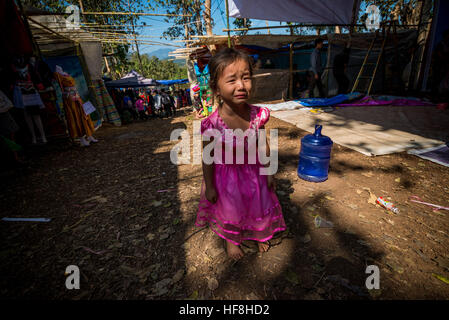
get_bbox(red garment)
[0,0,33,57]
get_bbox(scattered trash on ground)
[409,196,449,212]
[432,273,449,285]
[1,217,51,222]
[376,197,399,214]
[314,215,334,228]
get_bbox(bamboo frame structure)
[224,0,231,47]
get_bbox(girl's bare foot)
[258,241,270,253]
[226,241,244,260]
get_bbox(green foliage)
[358,0,423,32]
[127,53,187,80]
[22,0,155,79]
[233,18,252,36]
[153,0,207,40]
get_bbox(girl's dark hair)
[208,47,253,94]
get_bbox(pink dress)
[195,104,286,246]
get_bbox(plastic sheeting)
[157,79,189,86]
[336,95,434,107]
[272,105,449,156]
[229,0,360,25]
[247,69,290,103]
[324,30,418,96]
[80,41,103,81]
[105,70,158,88]
[408,144,449,167]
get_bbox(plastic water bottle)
[376,197,400,214]
[297,125,333,182]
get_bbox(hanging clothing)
[0,0,33,58]
[54,72,95,139]
[12,64,45,114]
[93,79,121,126]
[0,90,19,137]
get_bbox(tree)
[233,18,252,36]
[153,0,207,41]
[23,0,150,77]
[127,53,187,80]
[358,0,424,31]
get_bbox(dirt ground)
[1,106,448,300]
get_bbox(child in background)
[195,48,286,260]
[192,91,205,119]
[135,97,147,120]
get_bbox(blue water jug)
[297,125,333,182]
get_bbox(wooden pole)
[81,11,192,17]
[204,0,216,52]
[289,43,294,100]
[225,0,231,47]
[223,23,365,32]
[127,0,143,75]
[349,0,359,35]
[78,0,84,13]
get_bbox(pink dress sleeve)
[256,106,270,128]
[200,116,214,134]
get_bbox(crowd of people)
[109,88,192,124]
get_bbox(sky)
[135,1,370,56]
[133,0,296,55]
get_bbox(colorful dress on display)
[54,72,95,139]
[93,79,121,126]
[195,105,286,245]
[12,64,45,114]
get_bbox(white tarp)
[229,0,360,25]
[272,105,448,156]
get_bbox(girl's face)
[216,59,252,107]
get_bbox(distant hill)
[145,48,186,66]
[147,48,172,60]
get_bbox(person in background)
[176,90,182,110]
[192,91,205,119]
[135,96,147,120]
[160,89,173,118]
[153,90,162,118]
[145,90,153,118]
[123,93,138,120]
[187,89,192,106]
[308,38,325,98]
[181,89,188,107]
[169,91,176,116]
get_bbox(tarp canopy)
[229,0,361,25]
[157,79,189,86]
[105,70,158,88]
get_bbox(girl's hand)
[267,175,276,191]
[205,186,218,203]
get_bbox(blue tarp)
[295,92,363,107]
[157,79,189,86]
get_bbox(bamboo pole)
[81,12,192,17]
[223,23,366,32]
[224,0,231,48]
[99,40,180,47]
[289,43,294,100]
[28,17,76,43]
[349,0,359,35]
